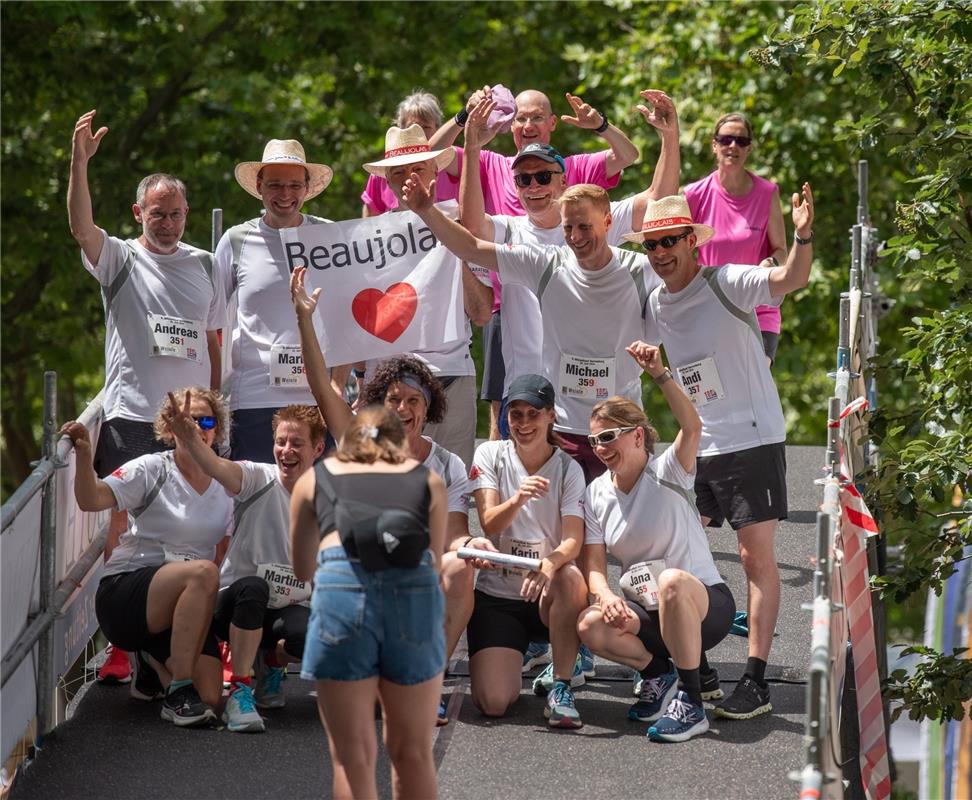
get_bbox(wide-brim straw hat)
[621,194,715,246]
[235,139,333,201]
[363,124,455,178]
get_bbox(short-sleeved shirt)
[422,436,469,514]
[218,461,299,594]
[490,197,636,395]
[495,243,661,434]
[471,441,585,599]
[102,452,232,577]
[215,214,330,410]
[643,264,785,455]
[83,232,224,422]
[584,446,722,586]
[479,148,620,216]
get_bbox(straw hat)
[363,124,455,178]
[234,139,333,201]
[621,195,715,246]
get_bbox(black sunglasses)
[193,415,217,431]
[513,170,563,188]
[714,134,752,147]
[640,231,692,252]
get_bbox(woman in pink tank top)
[684,113,787,365]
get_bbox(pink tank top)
[684,170,781,334]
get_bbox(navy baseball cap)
[507,374,556,409]
[511,143,566,173]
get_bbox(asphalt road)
[11,445,823,800]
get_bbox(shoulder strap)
[618,249,649,320]
[232,476,278,535]
[699,266,762,341]
[130,452,173,519]
[536,249,566,310]
[103,242,138,309]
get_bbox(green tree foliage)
[757,0,972,722]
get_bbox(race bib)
[163,546,201,564]
[258,562,311,609]
[502,537,547,579]
[619,560,667,610]
[269,344,309,388]
[147,313,203,362]
[676,357,726,407]
[559,354,615,400]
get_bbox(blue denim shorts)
[301,547,445,685]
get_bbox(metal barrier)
[797,161,886,797]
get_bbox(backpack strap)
[131,452,174,519]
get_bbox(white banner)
[280,207,464,366]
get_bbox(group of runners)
[61,81,813,797]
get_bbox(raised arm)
[626,341,701,474]
[561,93,640,178]
[768,183,814,297]
[626,90,681,231]
[290,266,354,439]
[401,174,499,270]
[458,97,499,241]
[59,422,118,512]
[166,390,244,494]
[67,109,108,265]
[428,85,492,150]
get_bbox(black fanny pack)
[317,469,429,572]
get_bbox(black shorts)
[96,566,220,666]
[695,442,788,530]
[466,589,548,657]
[479,311,505,402]
[761,331,780,364]
[626,582,735,660]
[93,417,170,478]
[212,577,310,658]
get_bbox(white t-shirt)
[490,198,636,396]
[422,436,469,514]
[471,441,585,599]
[495,242,661,434]
[216,214,329,410]
[82,232,225,422]
[643,265,785,455]
[584,447,723,586]
[102,452,232,577]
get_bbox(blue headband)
[400,373,432,406]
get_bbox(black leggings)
[627,582,735,661]
[212,576,310,658]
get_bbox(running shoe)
[97,645,132,685]
[254,652,286,709]
[628,665,678,723]
[700,666,724,702]
[436,700,449,727]
[532,656,585,695]
[715,675,772,719]
[521,641,551,673]
[730,610,750,637]
[129,650,164,701]
[223,682,265,733]
[633,672,643,697]
[647,691,710,742]
[160,684,216,727]
[544,680,583,729]
[578,643,596,677]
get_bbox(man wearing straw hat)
[622,187,814,721]
[215,139,334,462]
[361,123,493,471]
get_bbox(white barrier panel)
[1,492,42,763]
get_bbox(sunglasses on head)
[587,426,636,447]
[513,170,563,188]
[193,415,217,431]
[640,230,692,252]
[714,134,752,147]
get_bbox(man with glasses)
[68,110,226,682]
[623,189,814,721]
[457,90,680,479]
[215,139,334,462]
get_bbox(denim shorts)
[301,547,445,685]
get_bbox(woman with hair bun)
[290,404,448,799]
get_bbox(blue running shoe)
[578,643,596,677]
[648,691,709,742]
[436,700,449,727]
[628,665,678,723]
[730,611,749,637]
[223,682,265,733]
[521,641,551,673]
[532,657,585,695]
[544,680,583,729]
[254,651,286,709]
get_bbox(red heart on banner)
[351,283,418,343]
